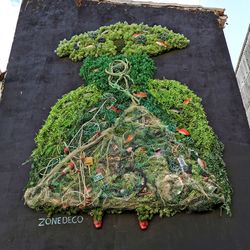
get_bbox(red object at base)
[93,219,103,229]
[138,220,149,230]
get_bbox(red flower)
[125,134,134,143]
[132,33,144,38]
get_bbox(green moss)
[55,22,190,61]
[136,205,159,221]
[27,23,232,219]
[148,80,212,154]
[79,54,156,113]
[28,74,231,215]
[148,79,231,214]
[80,54,155,91]
[28,85,102,186]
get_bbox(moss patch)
[28,85,102,187]
[148,79,231,214]
[55,22,190,62]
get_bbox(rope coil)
[105,59,139,104]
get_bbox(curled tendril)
[105,59,139,104]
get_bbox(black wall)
[0,0,250,249]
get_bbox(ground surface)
[0,0,250,249]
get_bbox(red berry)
[204,176,209,182]
[64,147,70,154]
[62,204,69,209]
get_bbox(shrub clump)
[80,54,155,91]
[147,79,231,214]
[29,85,102,187]
[55,22,190,61]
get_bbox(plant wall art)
[24,22,231,230]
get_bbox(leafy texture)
[25,22,231,225]
[25,104,225,217]
[25,72,231,217]
[29,85,102,187]
[147,79,231,214]
[80,54,155,91]
[55,22,190,61]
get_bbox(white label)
[38,216,84,227]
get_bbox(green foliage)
[28,85,102,186]
[148,79,231,214]
[80,54,155,91]
[159,208,177,217]
[90,208,103,221]
[27,17,232,218]
[136,205,158,221]
[55,22,190,61]
[148,79,215,156]
[206,145,232,215]
[134,34,147,45]
[80,54,155,111]
[27,66,231,216]
[25,99,228,216]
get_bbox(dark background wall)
[0,0,250,249]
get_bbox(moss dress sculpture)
[24,22,231,230]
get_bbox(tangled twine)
[105,59,139,104]
[24,103,223,211]
[24,58,224,212]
